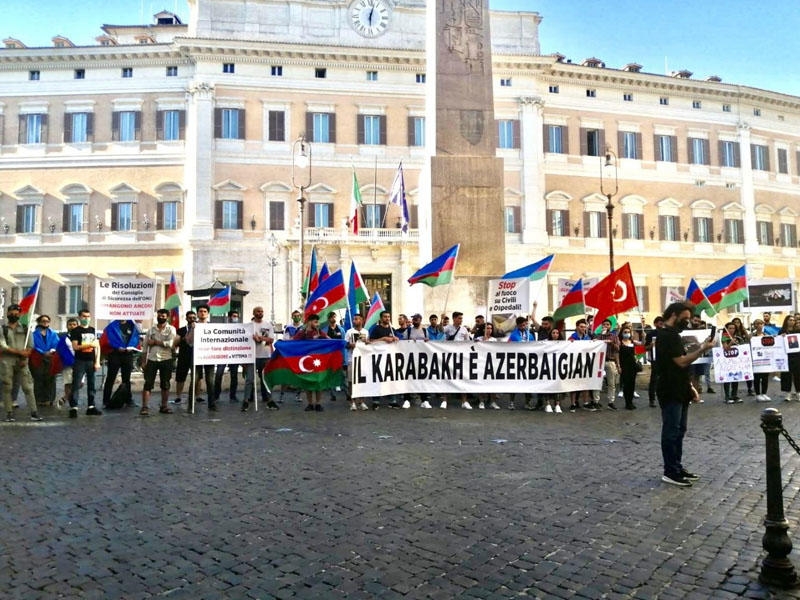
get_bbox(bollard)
[759,407,799,588]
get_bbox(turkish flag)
[584,263,639,326]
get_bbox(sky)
[4,0,800,97]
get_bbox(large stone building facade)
[1,0,798,328]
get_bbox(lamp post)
[267,232,279,323]
[600,148,619,273]
[291,135,312,305]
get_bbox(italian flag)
[350,169,362,234]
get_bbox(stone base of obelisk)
[430,154,506,278]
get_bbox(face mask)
[622,333,631,339]
[678,319,690,331]
[80,318,90,326]
[230,318,239,323]
[293,316,301,323]
[157,317,167,324]
[7,315,19,324]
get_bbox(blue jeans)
[70,360,97,408]
[661,400,689,477]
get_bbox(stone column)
[737,122,758,255]
[185,81,215,242]
[519,95,546,244]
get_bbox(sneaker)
[267,400,280,410]
[387,401,400,409]
[241,401,250,412]
[402,400,411,409]
[617,391,623,398]
[461,401,472,410]
[196,397,206,403]
[478,402,485,410]
[304,404,315,412]
[359,402,369,411]
[733,397,743,403]
[762,394,772,402]
[371,402,379,410]
[607,402,617,410]
[725,398,735,404]
[5,412,15,422]
[544,404,553,413]
[747,390,756,397]
[350,402,358,411]
[314,404,323,412]
[86,406,103,416]
[489,401,501,410]
[69,407,78,419]
[420,400,432,409]
[662,474,692,487]
[785,395,793,403]
[680,469,700,481]
[30,413,43,422]
[569,405,577,413]
[508,401,515,410]
[554,405,563,414]
[335,386,342,392]
[172,397,182,404]
[439,400,447,409]
[633,391,640,398]
[583,403,597,412]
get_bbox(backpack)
[107,382,132,409]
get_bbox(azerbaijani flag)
[343,261,369,331]
[350,169,363,235]
[502,254,554,282]
[703,265,748,312]
[264,339,347,391]
[364,292,385,330]
[304,269,348,319]
[18,276,41,327]
[552,279,585,322]
[318,262,330,285]
[164,272,181,328]
[208,286,231,316]
[687,278,716,317]
[301,246,319,299]
[408,244,459,287]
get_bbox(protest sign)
[193,322,256,366]
[95,277,157,320]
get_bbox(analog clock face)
[349,0,392,38]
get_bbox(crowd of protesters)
[3,297,800,423]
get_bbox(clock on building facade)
[348,0,392,38]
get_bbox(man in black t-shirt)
[69,309,102,418]
[655,302,713,487]
[645,316,664,407]
[368,310,398,408]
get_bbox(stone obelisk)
[429,0,506,311]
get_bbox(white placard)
[350,340,606,398]
[488,278,530,315]
[193,322,256,366]
[750,335,788,373]
[712,343,754,383]
[95,277,157,320]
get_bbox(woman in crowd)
[750,318,771,402]
[780,315,800,402]
[732,317,754,396]
[543,327,564,413]
[721,321,744,403]
[618,322,643,410]
[29,314,60,407]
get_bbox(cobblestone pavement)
[5,383,800,599]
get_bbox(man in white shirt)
[243,306,279,411]
[441,311,472,410]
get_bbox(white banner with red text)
[95,277,158,320]
[350,340,606,398]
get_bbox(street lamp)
[291,135,312,304]
[600,148,619,273]
[267,232,280,323]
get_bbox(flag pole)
[441,244,460,318]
